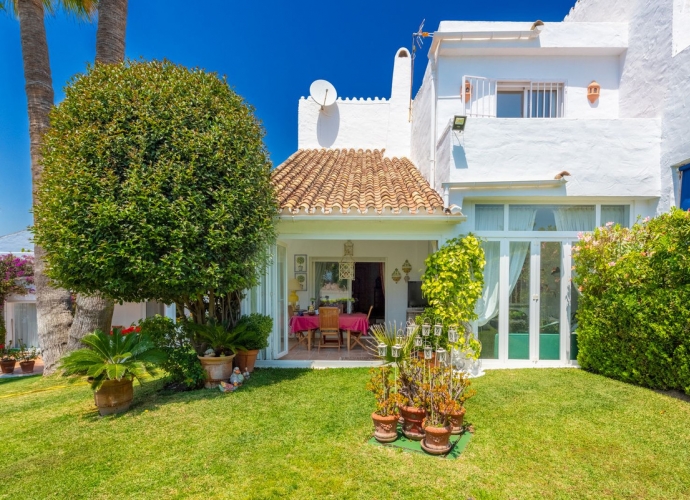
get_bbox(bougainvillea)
[0,254,34,345]
[573,207,690,394]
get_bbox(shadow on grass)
[0,373,42,386]
[84,368,314,420]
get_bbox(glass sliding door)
[274,245,288,359]
[477,241,499,359]
[508,242,531,359]
[539,242,562,360]
[13,303,38,348]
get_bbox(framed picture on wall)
[294,272,307,290]
[294,254,307,273]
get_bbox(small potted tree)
[397,358,427,441]
[420,365,459,455]
[446,369,476,434]
[59,329,166,415]
[234,313,272,373]
[0,345,17,374]
[17,343,39,374]
[366,365,399,443]
[188,320,244,388]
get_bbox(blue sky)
[0,0,575,236]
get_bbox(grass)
[1,368,689,499]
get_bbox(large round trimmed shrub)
[34,61,277,322]
[573,208,690,394]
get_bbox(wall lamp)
[452,115,467,131]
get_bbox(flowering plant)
[17,342,39,362]
[0,254,34,346]
[1,344,18,362]
[110,326,141,335]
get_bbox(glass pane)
[601,205,630,228]
[477,241,500,359]
[509,205,595,231]
[476,205,504,231]
[277,246,287,355]
[539,242,561,360]
[13,303,38,348]
[146,300,164,318]
[315,262,348,303]
[508,242,530,359]
[497,91,524,118]
[570,278,580,361]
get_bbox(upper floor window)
[464,76,565,119]
[680,163,690,210]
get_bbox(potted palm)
[188,320,245,388]
[233,313,272,373]
[17,343,39,374]
[366,365,399,443]
[0,345,17,374]
[59,329,166,415]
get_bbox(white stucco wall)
[436,55,621,120]
[565,0,690,212]
[442,118,661,198]
[284,239,431,325]
[411,67,433,181]
[298,48,412,158]
[111,302,145,328]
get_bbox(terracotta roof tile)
[271,149,445,215]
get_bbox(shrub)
[573,208,690,394]
[235,313,272,350]
[33,60,277,329]
[138,316,206,390]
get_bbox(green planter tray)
[368,427,472,459]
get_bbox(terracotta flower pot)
[447,407,466,435]
[371,412,399,443]
[0,360,16,374]
[399,405,426,441]
[198,355,235,389]
[235,349,259,373]
[19,360,35,374]
[94,378,133,416]
[421,423,453,455]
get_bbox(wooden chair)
[288,306,311,351]
[349,305,372,351]
[318,307,341,351]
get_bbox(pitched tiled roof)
[271,149,445,215]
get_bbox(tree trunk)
[17,0,74,375]
[67,293,115,351]
[95,0,128,64]
[66,0,130,348]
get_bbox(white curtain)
[601,205,628,227]
[13,303,37,348]
[508,206,537,231]
[476,205,504,231]
[554,206,595,231]
[475,241,500,327]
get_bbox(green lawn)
[1,368,689,499]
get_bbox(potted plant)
[0,344,17,374]
[17,342,39,374]
[446,369,476,434]
[397,358,427,441]
[59,329,166,415]
[233,313,272,373]
[187,320,245,388]
[366,365,399,443]
[420,365,459,455]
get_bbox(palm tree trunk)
[95,0,128,64]
[17,0,74,375]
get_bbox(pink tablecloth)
[290,313,369,334]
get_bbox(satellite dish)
[310,79,337,109]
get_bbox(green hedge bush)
[573,208,690,394]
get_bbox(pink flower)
[608,261,615,267]
[643,216,651,222]
[578,286,583,292]
[605,221,614,228]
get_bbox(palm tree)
[67,0,128,351]
[1,0,97,374]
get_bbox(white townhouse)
[253,0,690,368]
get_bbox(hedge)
[573,207,690,394]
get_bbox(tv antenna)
[309,79,337,110]
[410,20,433,120]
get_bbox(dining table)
[289,312,369,352]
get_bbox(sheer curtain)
[314,262,329,300]
[601,205,629,227]
[13,303,38,348]
[554,206,595,231]
[507,206,536,296]
[476,241,500,326]
[476,205,504,231]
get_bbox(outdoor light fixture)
[424,346,433,360]
[422,321,431,337]
[377,343,387,358]
[434,322,443,337]
[406,323,416,337]
[414,336,423,347]
[448,326,459,344]
[392,344,402,358]
[436,348,447,365]
[452,115,467,131]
